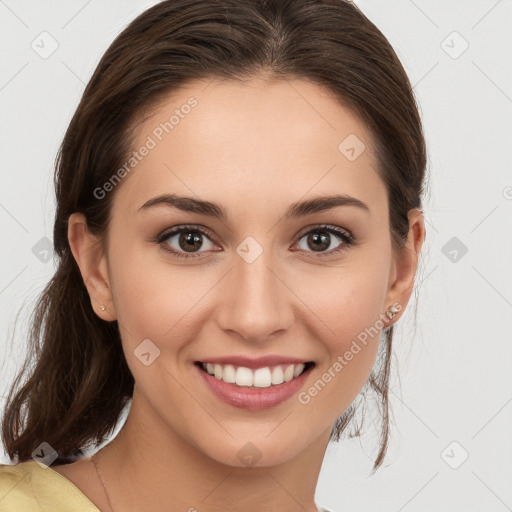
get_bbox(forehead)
[112,77,386,220]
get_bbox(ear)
[383,208,426,326]
[67,212,116,321]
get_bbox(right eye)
[157,224,220,259]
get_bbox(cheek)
[108,249,214,355]
[294,256,389,346]
[110,261,168,334]
[108,259,207,407]
[292,255,389,411]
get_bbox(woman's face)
[82,77,420,467]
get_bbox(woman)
[0,0,426,511]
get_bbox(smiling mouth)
[194,361,315,388]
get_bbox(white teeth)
[283,364,294,382]
[253,367,272,388]
[271,366,284,385]
[222,364,236,383]
[235,367,253,386]
[293,363,305,377]
[201,362,309,388]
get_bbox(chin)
[192,427,314,469]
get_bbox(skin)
[57,76,425,512]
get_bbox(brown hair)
[1,0,427,473]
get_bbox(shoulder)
[0,462,35,511]
[0,460,99,511]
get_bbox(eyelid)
[294,223,353,242]
[157,224,218,244]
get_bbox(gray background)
[1,1,511,511]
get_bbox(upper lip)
[196,355,313,369]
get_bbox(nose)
[216,246,294,344]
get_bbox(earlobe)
[67,212,116,321]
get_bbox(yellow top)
[0,460,99,511]
[0,460,336,512]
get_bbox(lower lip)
[194,363,314,411]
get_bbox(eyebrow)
[137,193,370,221]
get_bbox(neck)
[95,386,331,512]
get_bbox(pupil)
[180,231,202,252]
[309,232,329,251]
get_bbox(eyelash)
[156,224,356,260]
